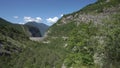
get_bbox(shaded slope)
[25,25,42,37]
[25,22,49,37]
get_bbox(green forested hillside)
[0,18,67,68]
[0,18,28,68]
[64,13,120,68]
[0,18,29,40]
[0,17,67,68]
[0,0,120,68]
[47,0,120,68]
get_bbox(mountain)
[25,22,49,37]
[0,18,29,67]
[25,25,42,37]
[0,0,120,68]
[0,18,29,40]
[0,18,66,68]
[0,18,12,25]
[0,18,41,37]
[46,0,120,68]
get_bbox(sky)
[0,0,97,26]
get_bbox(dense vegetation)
[0,18,67,68]
[47,0,120,68]
[64,13,120,68]
[0,0,120,68]
[0,18,28,40]
[80,0,120,13]
[48,21,76,37]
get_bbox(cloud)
[61,14,63,17]
[18,22,25,24]
[13,16,19,19]
[24,16,42,23]
[46,17,59,23]
[36,17,42,22]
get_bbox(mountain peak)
[25,22,49,37]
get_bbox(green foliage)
[65,22,96,68]
[65,13,120,68]
[0,17,67,68]
[0,0,120,68]
[0,34,24,68]
[9,38,67,68]
[0,24,28,41]
[77,0,120,14]
[48,21,76,37]
[101,13,120,67]
[0,35,67,68]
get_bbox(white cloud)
[61,14,63,17]
[13,16,19,19]
[18,22,24,24]
[46,17,59,23]
[36,17,42,22]
[24,16,42,23]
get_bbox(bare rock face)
[58,5,120,26]
[106,0,110,2]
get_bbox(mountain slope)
[0,18,66,68]
[25,25,42,37]
[46,0,120,68]
[0,0,120,68]
[0,18,42,38]
[0,18,29,40]
[0,18,29,68]
[25,22,49,37]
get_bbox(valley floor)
[29,37,45,41]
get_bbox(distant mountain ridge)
[25,22,49,37]
[0,18,49,37]
[25,25,42,37]
[0,18,28,39]
[0,18,12,25]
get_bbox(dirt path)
[29,37,44,41]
